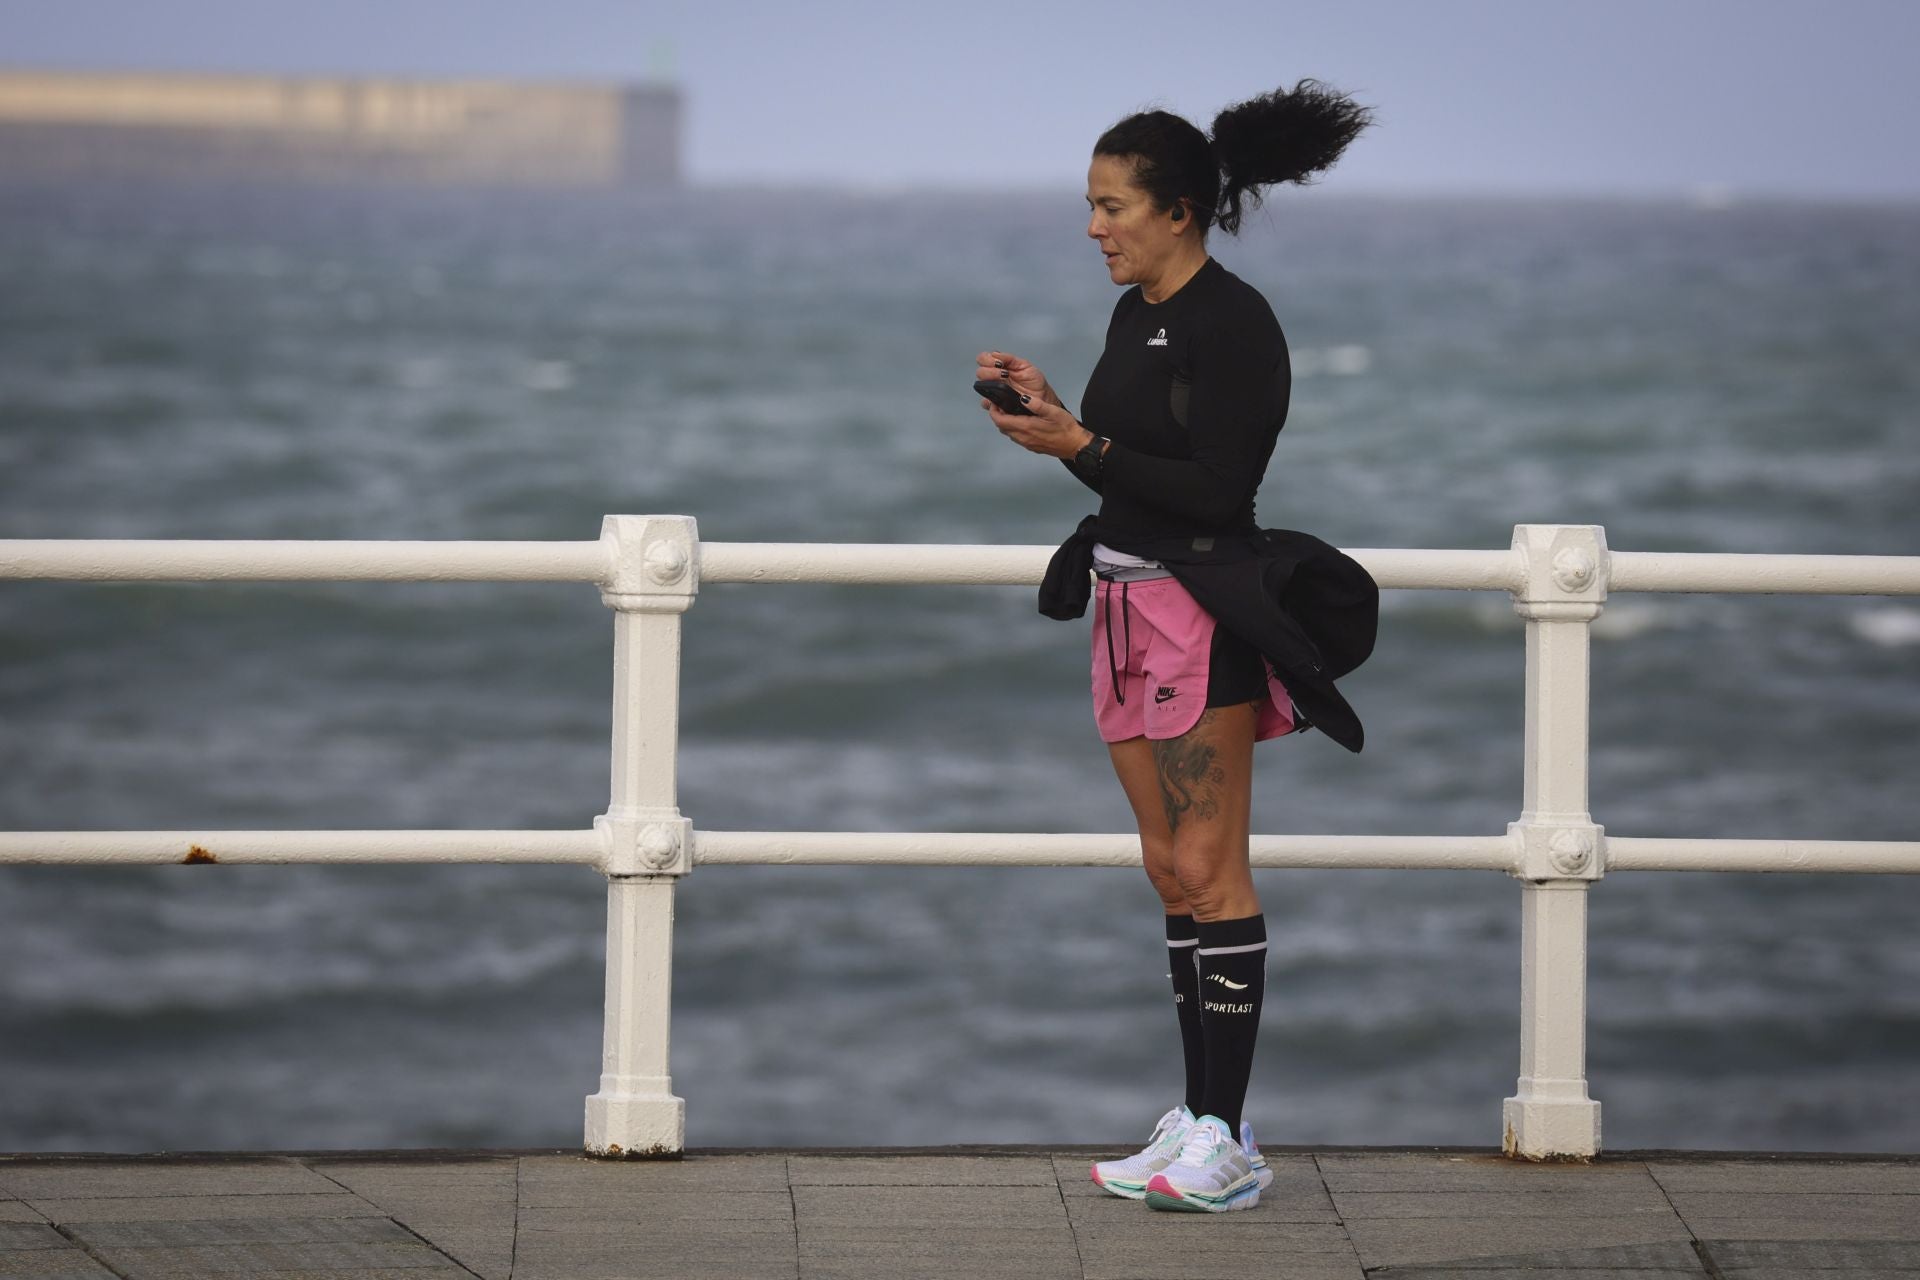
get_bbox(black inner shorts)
[1204,619,1272,708]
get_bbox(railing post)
[584,515,698,1158]
[1502,524,1608,1160]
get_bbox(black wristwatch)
[1073,432,1110,480]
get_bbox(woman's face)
[1086,153,1186,288]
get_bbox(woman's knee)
[1171,865,1227,919]
[1170,838,1254,920]
[1142,838,1186,911]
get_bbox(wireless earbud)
[1171,205,1185,222]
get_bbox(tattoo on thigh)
[1150,710,1226,833]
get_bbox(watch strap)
[1075,434,1109,479]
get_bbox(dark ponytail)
[1094,79,1373,236]
[1210,79,1373,233]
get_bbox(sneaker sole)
[1143,1175,1262,1214]
[1089,1163,1150,1200]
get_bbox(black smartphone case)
[973,378,1034,415]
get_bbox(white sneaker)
[1143,1114,1267,1212]
[1090,1105,1195,1199]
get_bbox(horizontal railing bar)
[0,540,608,583]
[1350,549,1518,592]
[0,830,603,865]
[1609,551,1920,596]
[8,539,1917,598]
[695,542,1517,590]
[698,542,1050,585]
[1606,836,1920,873]
[692,831,1517,869]
[6,829,1916,873]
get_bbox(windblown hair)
[1094,80,1374,235]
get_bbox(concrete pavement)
[2,1145,1917,1278]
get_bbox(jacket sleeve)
[1037,515,1100,619]
[1097,316,1283,527]
[1059,454,1102,494]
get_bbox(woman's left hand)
[984,394,1091,460]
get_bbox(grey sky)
[4,0,1917,198]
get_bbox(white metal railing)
[3,516,1918,1160]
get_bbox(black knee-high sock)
[1196,913,1266,1133]
[1164,913,1205,1116]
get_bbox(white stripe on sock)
[1165,938,1199,948]
[1197,941,1268,956]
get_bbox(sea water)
[1,179,1916,1152]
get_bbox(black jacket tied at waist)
[1039,513,1380,753]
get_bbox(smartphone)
[973,378,1034,416]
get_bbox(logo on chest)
[1146,327,1168,347]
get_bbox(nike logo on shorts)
[1154,686,1178,703]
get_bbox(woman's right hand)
[975,350,1062,410]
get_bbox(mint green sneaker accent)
[1142,1114,1263,1212]
[1090,1105,1195,1200]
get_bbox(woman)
[976,81,1373,1213]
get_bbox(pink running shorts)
[1090,574,1297,743]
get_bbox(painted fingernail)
[993,361,1004,368]
[1019,393,1031,403]
[1001,370,1011,379]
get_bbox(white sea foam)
[1292,344,1372,377]
[1324,343,1373,376]
[522,359,574,392]
[1850,607,1920,648]
[393,355,447,390]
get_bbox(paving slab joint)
[48,1219,136,1280]
[1690,1236,1730,1279]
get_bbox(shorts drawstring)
[1102,578,1132,705]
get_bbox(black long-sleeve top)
[1062,256,1291,538]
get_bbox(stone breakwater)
[0,69,681,186]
